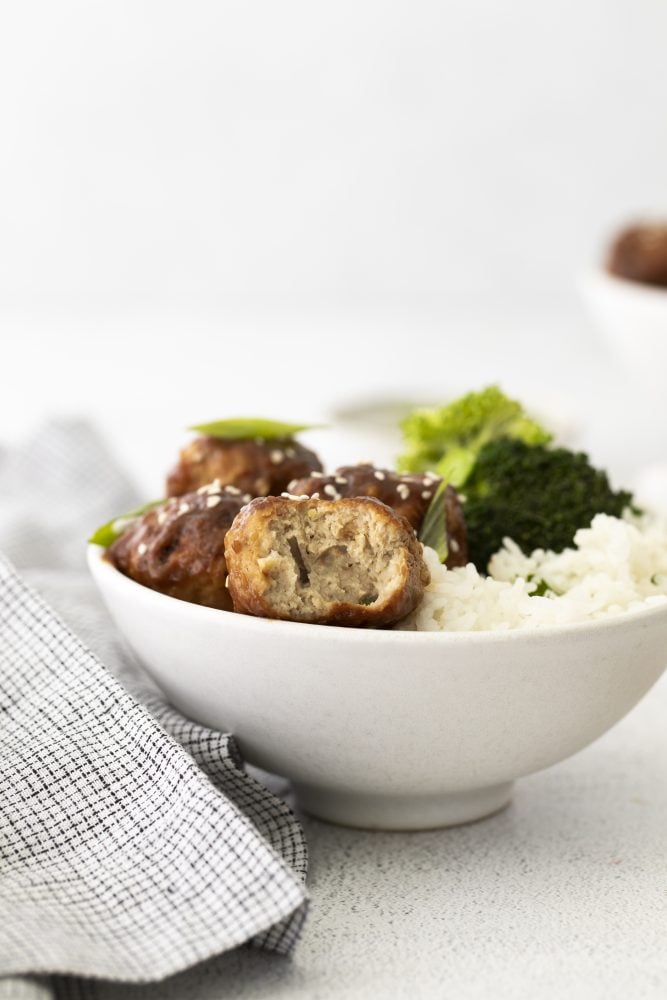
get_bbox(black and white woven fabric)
[0,421,308,997]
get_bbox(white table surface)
[90,671,667,1000]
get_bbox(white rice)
[398,513,667,632]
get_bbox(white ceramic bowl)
[88,545,667,831]
[582,267,667,390]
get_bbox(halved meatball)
[107,484,247,610]
[287,464,468,568]
[166,436,322,498]
[224,495,430,627]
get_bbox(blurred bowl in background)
[328,385,582,471]
[582,268,667,390]
[633,462,667,515]
[328,391,442,470]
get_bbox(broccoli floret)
[398,386,551,487]
[464,438,634,571]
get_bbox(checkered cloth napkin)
[0,421,308,999]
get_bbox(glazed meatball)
[166,436,322,499]
[287,464,468,568]
[607,223,667,288]
[224,495,430,628]
[107,483,248,610]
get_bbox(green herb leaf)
[88,499,164,548]
[418,481,449,564]
[189,418,324,440]
[435,446,476,489]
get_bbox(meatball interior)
[225,495,429,627]
[288,464,468,569]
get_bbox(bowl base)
[292,781,514,831]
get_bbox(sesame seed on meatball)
[107,485,247,610]
[166,436,323,499]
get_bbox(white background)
[2,0,666,492]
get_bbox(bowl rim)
[87,544,667,646]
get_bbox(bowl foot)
[292,781,513,831]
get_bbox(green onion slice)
[188,418,324,440]
[418,481,449,564]
[88,499,164,548]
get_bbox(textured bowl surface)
[88,545,667,829]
